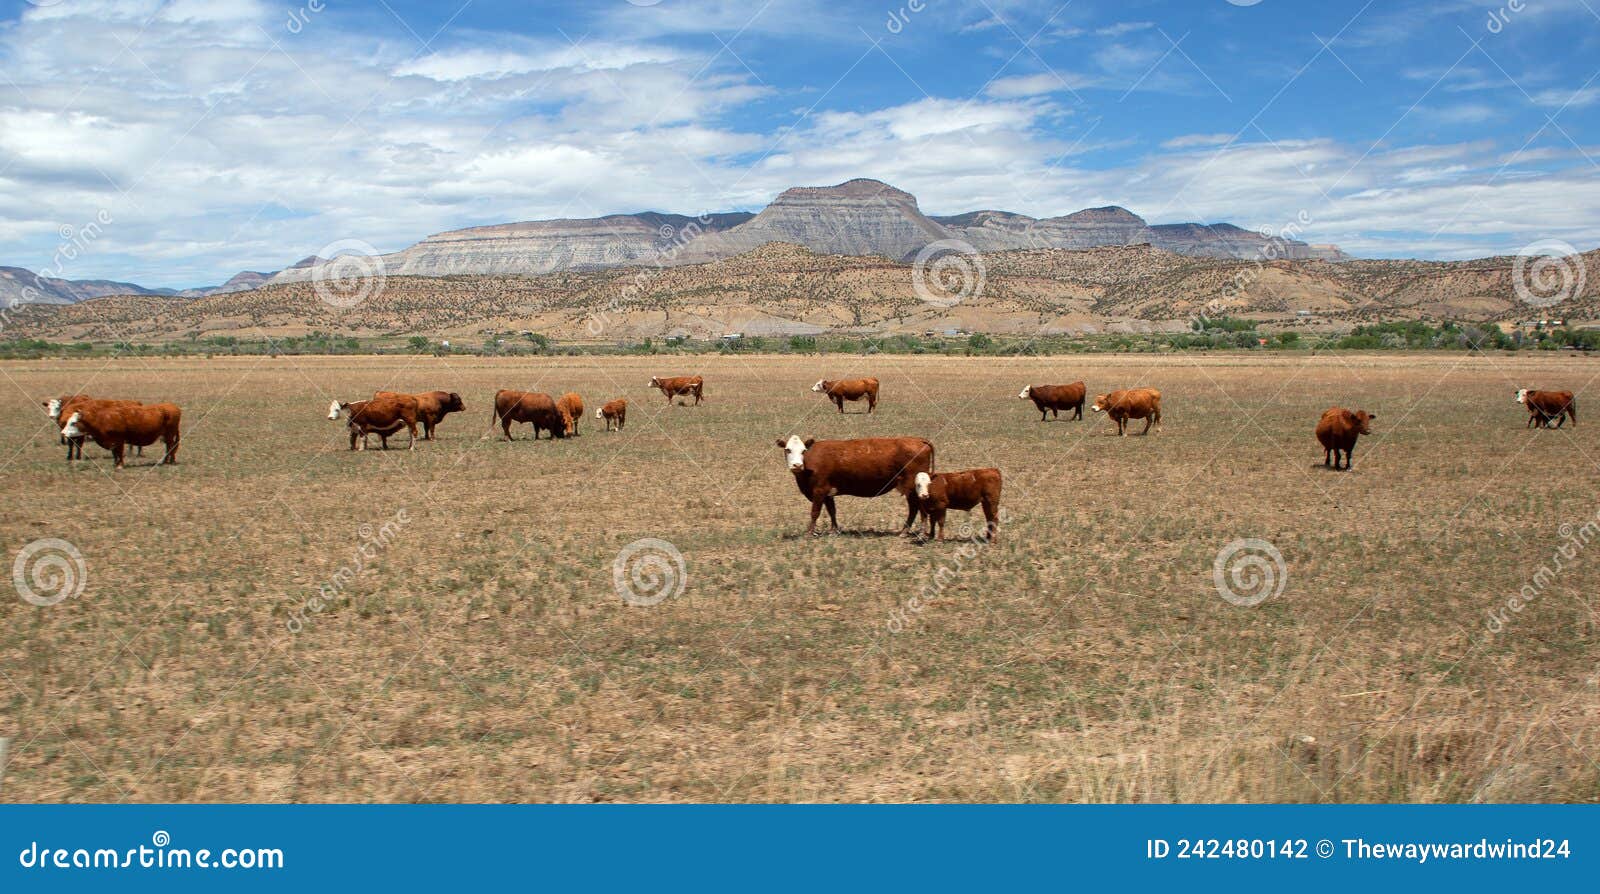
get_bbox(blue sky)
[1,0,1597,287]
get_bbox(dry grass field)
[1,351,1598,803]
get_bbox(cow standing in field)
[775,435,934,536]
[1315,407,1375,470]
[914,468,1002,542]
[330,395,420,451]
[812,378,879,414]
[46,394,143,460]
[1091,388,1162,436]
[492,390,570,440]
[557,393,584,435]
[375,391,464,440]
[649,375,703,405]
[1018,382,1086,421]
[597,399,627,431]
[1516,389,1576,429]
[61,402,181,468]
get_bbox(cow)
[46,394,143,460]
[597,398,627,432]
[914,468,1002,542]
[775,435,934,536]
[1018,382,1086,421]
[811,378,880,414]
[1315,407,1375,470]
[375,390,464,440]
[1515,389,1576,429]
[649,375,704,405]
[328,395,419,451]
[557,392,584,436]
[491,389,570,441]
[1091,388,1162,436]
[60,402,181,468]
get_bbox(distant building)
[721,333,743,341]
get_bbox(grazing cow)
[46,394,143,460]
[914,468,1002,542]
[491,389,570,440]
[557,392,584,435]
[61,402,181,468]
[1018,382,1086,421]
[811,378,880,414]
[329,395,419,451]
[1315,407,1375,470]
[597,398,627,432]
[375,390,465,440]
[1091,388,1162,436]
[1515,389,1576,429]
[649,375,704,405]
[775,435,934,536]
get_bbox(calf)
[1315,407,1375,470]
[914,468,1002,542]
[1018,382,1085,421]
[597,398,627,432]
[557,392,584,435]
[775,435,934,536]
[376,390,464,440]
[61,402,181,468]
[649,375,703,405]
[492,390,570,440]
[1091,388,1162,436]
[1515,388,1576,429]
[812,378,880,414]
[329,395,419,451]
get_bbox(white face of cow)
[1515,388,1529,404]
[648,377,659,387]
[1091,400,1104,413]
[61,411,83,438]
[811,380,826,393]
[327,400,345,420]
[915,471,932,498]
[1017,386,1031,400]
[46,398,62,419]
[782,435,808,472]
[595,407,604,419]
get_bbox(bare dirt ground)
[1,352,1597,802]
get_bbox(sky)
[0,0,1597,288]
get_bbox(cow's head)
[775,435,815,472]
[1017,386,1032,400]
[1090,394,1109,413]
[60,411,83,439]
[444,392,465,412]
[44,398,62,419]
[811,380,828,393]
[914,471,933,499]
[560,408,575,436]
[1352,410,1375,435]
[1515,388,1530,404]
[648,376,661,387]
[595,407,605,419]
[327,400,348,420]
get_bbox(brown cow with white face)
[492,390,570,440]
[914,468,1002,542]
[812,378,879,414]
[46,394,143,460]
[597,399,627,431]
[61,402,181,468]
[330,395,419,451]
[1091,388,1162,436]
[375,391,465,440]
[1516,389,1576,429]
[775,435,933,536]
[1315,407,1375,470]
[649,375,703,405]
[1018,382,1085,421]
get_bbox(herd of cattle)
[36,376,1579,540]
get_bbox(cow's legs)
[868,396,876,414]
[112,444,125,468]
[807,499,824,536]
[408,422,417,450]
[834,396,844,414]
[1073,403,1083,421]
[1141,416,1153,435]
[900,492,920,535]
[824,496,839,532]
[982,501,999,541]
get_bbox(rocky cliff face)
[677,179,950,263]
